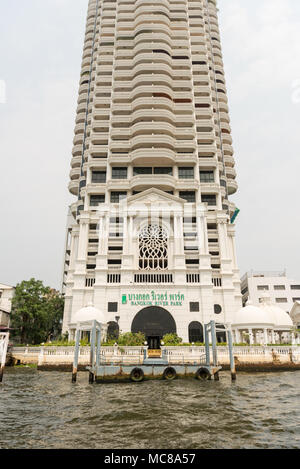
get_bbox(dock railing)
[11,345,300,366]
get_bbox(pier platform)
[72,320,235,384]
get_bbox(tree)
[11,279,64,345]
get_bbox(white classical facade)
[62,0,242,343]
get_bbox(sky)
[0,0,299,290]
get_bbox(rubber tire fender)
[195,368,211,381]
[163,367,177,381]
[130,367,145,383]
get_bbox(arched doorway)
[131,306,176,349]
[188,321,204,343]
[107,321,120,341]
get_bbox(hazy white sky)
[0,0,299,289]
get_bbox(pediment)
[125,188,186,207]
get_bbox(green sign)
[122,291,185,307]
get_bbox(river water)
[0,369,299,449]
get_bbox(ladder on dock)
[0,332,9,383]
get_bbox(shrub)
[116,332,145,346]
[162,333,183,346]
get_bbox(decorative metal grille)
[139,225,168,271]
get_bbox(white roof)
[261,303,293,328]
[232,298,293,329]
[232,301,273,327]
[73,303,106,324]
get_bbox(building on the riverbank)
[231,296,293,345]
[0,284,14,331]
[62,0,242,343]
[241,271,300,313]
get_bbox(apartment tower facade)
[62,0,242,343]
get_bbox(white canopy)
[73,303,106,325]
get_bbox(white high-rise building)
[62,0,242,344]
[241,271,300,313]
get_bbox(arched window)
[139,224,168,270]
[107,321,120,341]
[188,322,204,343]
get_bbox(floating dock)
[72,321,236,384]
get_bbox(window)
[274,285,285,290]
[257,285,269,291]
[139,225,168,271]
[276,298,288,303]
[133,167,152,176]
[291,285,300,290]
[179,191,196,203]
[110,192,127,203]
[214,304,222,314]
[190,302,200,312]
[200,171,214,183]
[179,167,194,179]
[108,302,118,313]
[108,259,122,265]
[90,195,105,206]
[154,167,173,175]
[293,298,300,302]
[92,171,106,183]
[112,167,127,179]
[202,194,216,206]
[188,322,204,343]
[186,259,199,265]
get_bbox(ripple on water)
[0,369,300,449]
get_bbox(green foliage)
[162,333,183,346]
[116,332,145,346]
[11,279,64,345]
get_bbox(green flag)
[230,208,240,224]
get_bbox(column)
[217,220,229,259]
[123,213,129,254]
[129,215,134,255]
[263,328,268,346]
[174,215,181,254]
[271,329,275,344]
[77,221,89,261]
[249,328,254,345]
[197,214,208,255]
[97,216,105,255]
[179,215,184,253]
